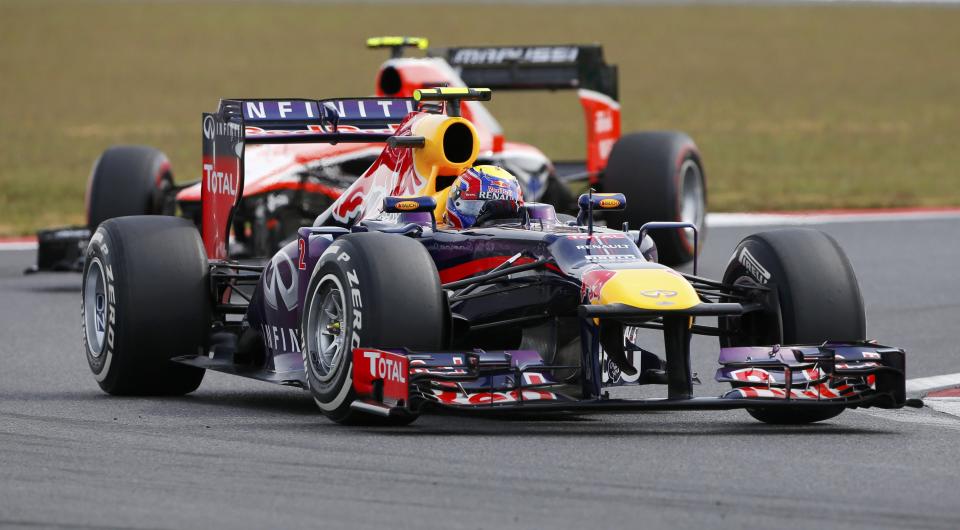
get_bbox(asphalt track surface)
[1,218,959,530]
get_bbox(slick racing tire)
[86,145,176,230]
[601,132,706,266]
[82,216,208,395]
[302,232,448,425]
[720,228,865,424]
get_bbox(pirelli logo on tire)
[738,248,771,285]
[346,269,363,350]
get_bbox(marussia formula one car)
[81,88,912,425]
[35,37,705,273]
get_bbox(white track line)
[906,372,960,394]
[0,241,38,251]
[924,398,960,419]
[854,407,960,429]
[707,210,960,227]
[837,372,960,424]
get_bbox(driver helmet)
[444,165,524,229]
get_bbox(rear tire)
[601,131,706,266]
[720,228,865,424]
[301,232,448,425]
[82,216,208,395]
[86,145,175,230]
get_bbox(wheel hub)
[83,258,107,357]
[679,159,705,239]
[307,281,347,379]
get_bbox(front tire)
[601,132,706,266]
[720,228,865,424]
[301,232,448,424]
[82,216,208,395]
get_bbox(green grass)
[1,1,959,235]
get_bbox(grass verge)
[1,1,958,235]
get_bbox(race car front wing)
[349,341,914,418]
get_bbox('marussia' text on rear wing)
[200,97,414,259]
[429,44,618,101]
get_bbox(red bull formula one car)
[80,88,913,425]
[34,37,705,273]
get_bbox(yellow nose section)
[597,269,700,310]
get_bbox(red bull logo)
[580,269,617,304]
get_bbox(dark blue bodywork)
[243,208,655,395]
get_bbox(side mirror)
[383,196,438,231]
[383,195,437,214]
[577,192,626,226]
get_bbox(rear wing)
[426,44,621,176]
[201,97,414,258]
[215,97,415,144]
[429,44,618,101]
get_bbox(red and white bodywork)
[179,45,622,212]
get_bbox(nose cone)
[586,268,700,310]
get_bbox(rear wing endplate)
[200,97,414,258]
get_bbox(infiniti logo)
[202,115,242,141]
[203,115,215,140]
[640,290,677,298]
[263,251,299,311]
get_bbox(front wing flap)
[352,348,573,409]
[716,342,906,406]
